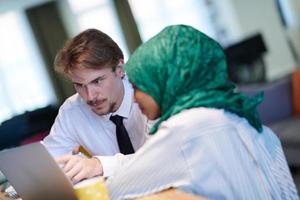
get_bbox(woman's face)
[133,88,161,120]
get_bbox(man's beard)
[106,101,116,114]
[88,99,117,115]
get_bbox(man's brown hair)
[55,29,124,74]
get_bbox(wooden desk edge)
[135,188,206,200]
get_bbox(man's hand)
[56,155,103,184]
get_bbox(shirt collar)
[110,75,133,119]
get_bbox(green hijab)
[125,25,263,134]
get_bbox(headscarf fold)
[125,25,263,134]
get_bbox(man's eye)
[74,83,84,88]
[94,79,103,85]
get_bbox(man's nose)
[85,85,96,101]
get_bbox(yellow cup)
[74,177,109,200]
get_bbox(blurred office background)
[0,0,300,190]
[0,0,299,124]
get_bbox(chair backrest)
[237,76,292,124]
[20,131,49,146]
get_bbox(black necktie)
[109,115,135,154]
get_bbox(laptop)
[0,142,77,200]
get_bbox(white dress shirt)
[43,76,148,176]
[106,107,299,200]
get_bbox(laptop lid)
[0,142,77,200]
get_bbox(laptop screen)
[0,142,77,200]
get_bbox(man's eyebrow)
[72,75,106,85]
[90,75,106,82]
[72,81,82,85]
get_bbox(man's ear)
[115,65,125,78]
[119,59,124,65]
[113,59,125,78]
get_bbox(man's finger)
[66,163,81,181]
[55,154,72,164]
[72,170,86,184]
[63,156,82,173]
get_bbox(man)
[43,29,148,183]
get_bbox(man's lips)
[88,99,106,108]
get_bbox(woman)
[106,25,298,199]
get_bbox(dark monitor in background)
[0,105,58,151]
[225,33,267,84]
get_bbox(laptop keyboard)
[0,190,20,200]
[0,192,12,200]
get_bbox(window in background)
[67,0,129,60]
[276,0,297,28]
[128,0,216,42]
[275,0,300,64]
[0,11,56,124]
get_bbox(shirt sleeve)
[95,153,134,177]
[43,107,79,157]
